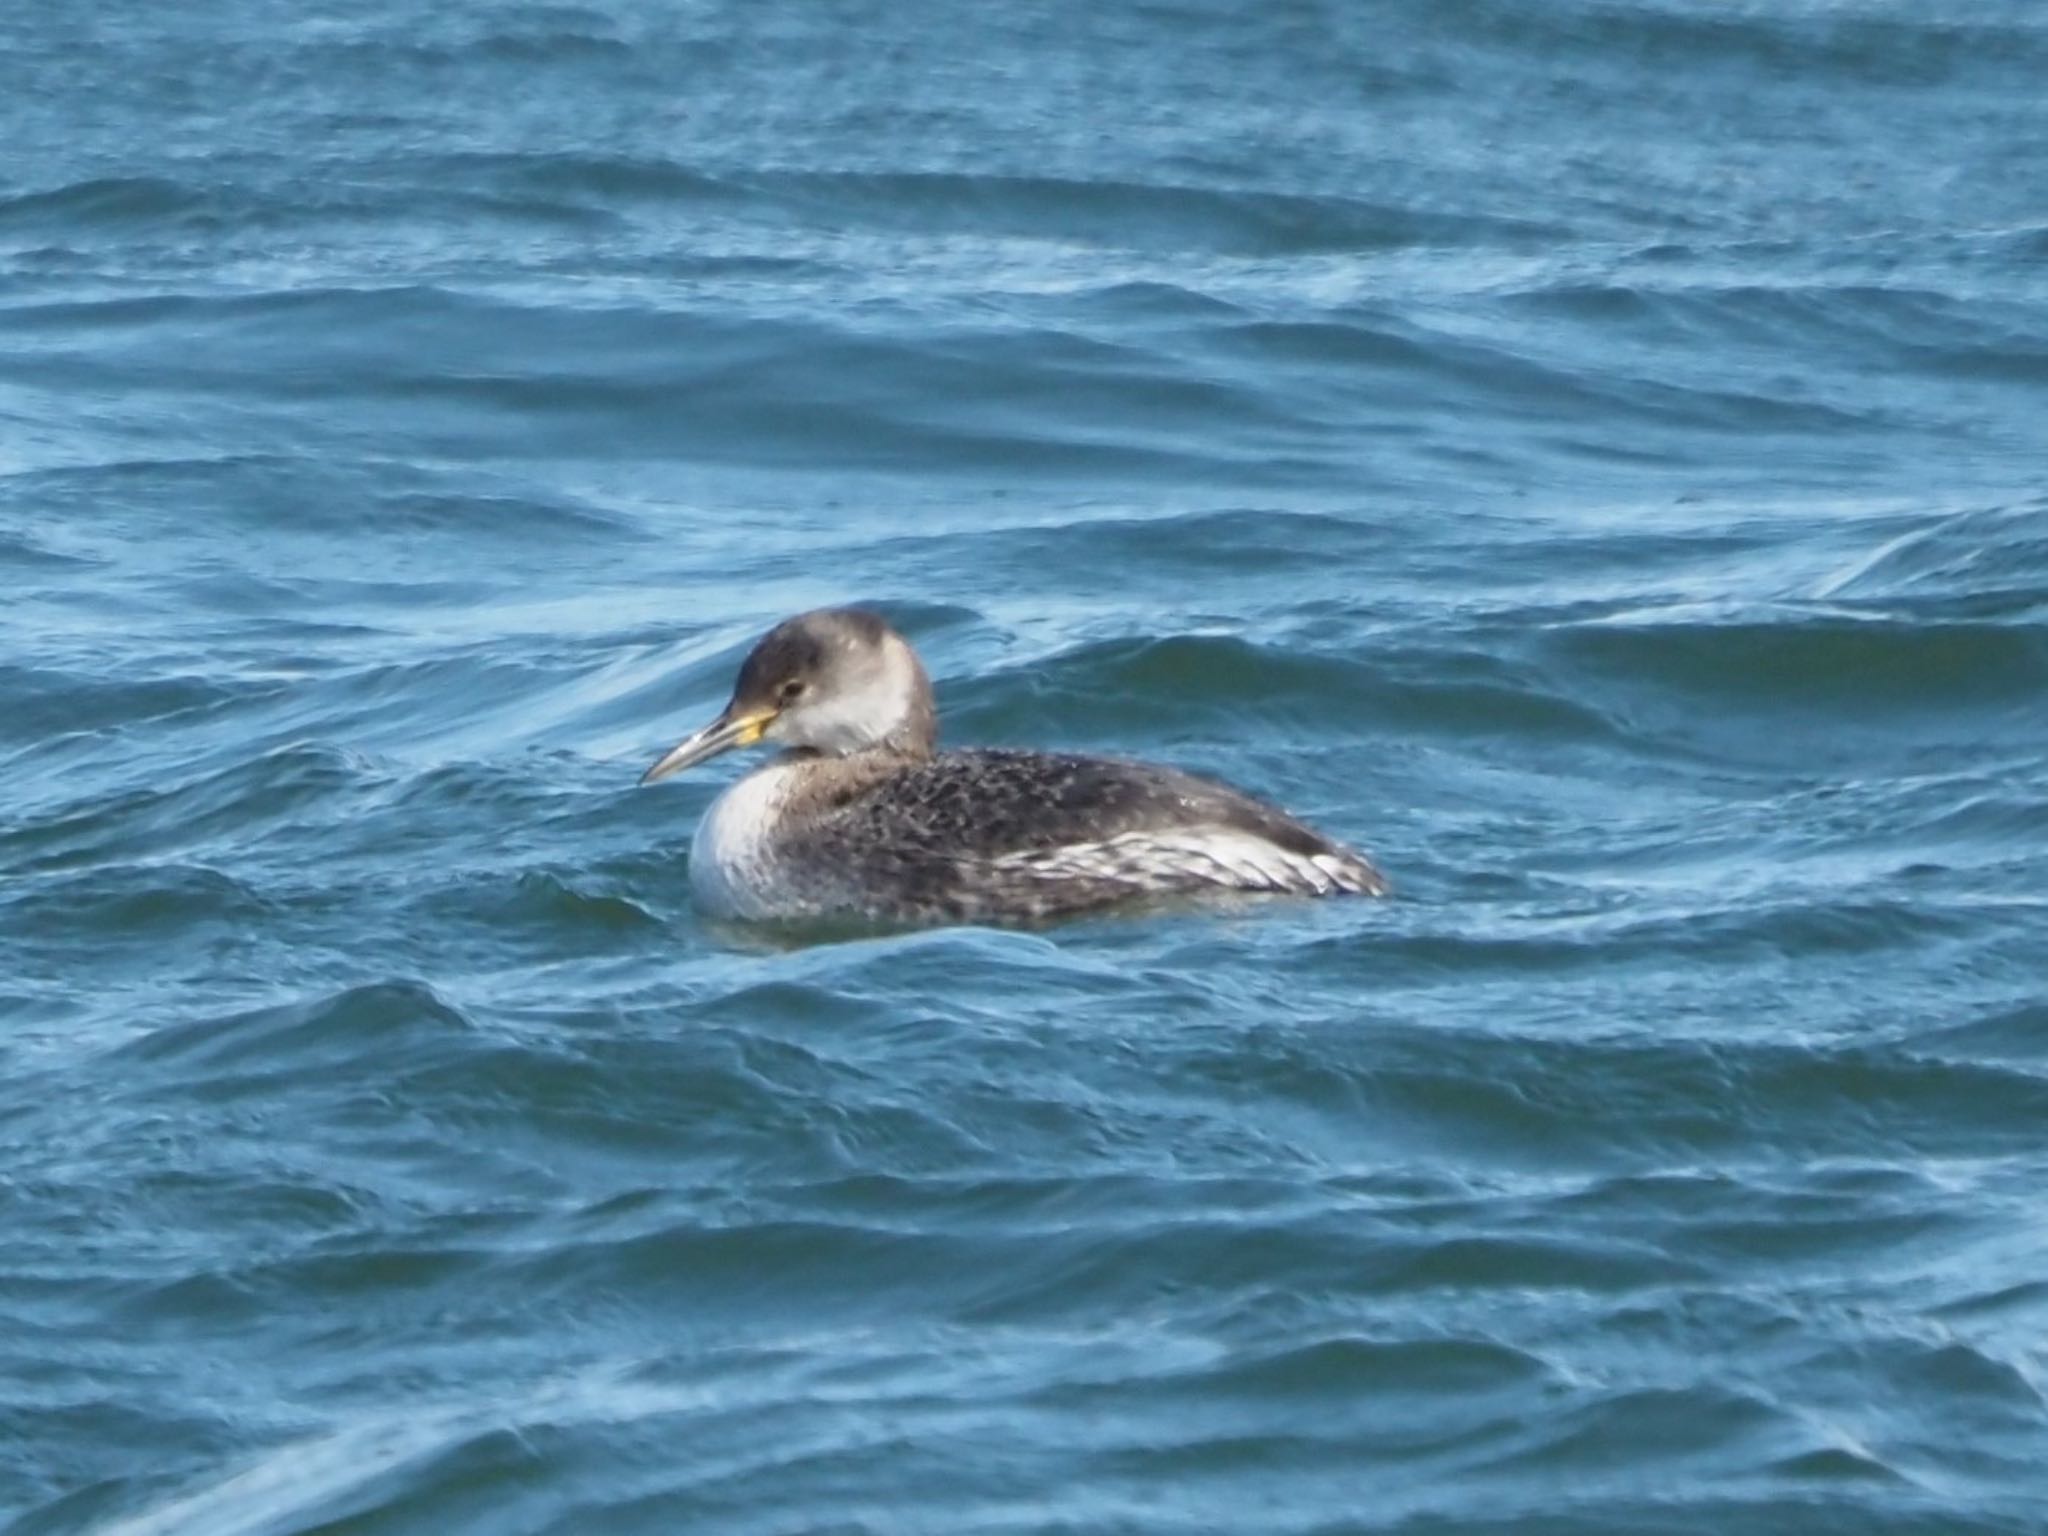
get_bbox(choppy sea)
[6,3,2048,1532]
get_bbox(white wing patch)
[988,828,1387,897]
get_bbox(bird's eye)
[779,680,806,703]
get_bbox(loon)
[639,608,1390,925]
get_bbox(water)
[5,2,2048,1531]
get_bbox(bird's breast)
[689,762,801,919]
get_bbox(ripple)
[756,168,1568,254]
[1475,1380,1798,1487]
[3,863,272,945]
[962,629,1619,750]
[1184,1334,1549,1401]
[0,175,209,230]
[0,740,363,874]
[1823,500,2048,616]
[117,980,475,1076]
[1548,612,2047,709]
[0,666,242,751]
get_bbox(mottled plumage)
[641,609,1389,926]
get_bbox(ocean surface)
[5,2,2048,1531]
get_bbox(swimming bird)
[639,608,1390,925]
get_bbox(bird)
[638,608,1390,926]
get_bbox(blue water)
[6,3,2048,1531]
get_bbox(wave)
[1821,500,2048,618]
[1537,609,2048,745]
[0,175,210,229]
[116,979,475,1072]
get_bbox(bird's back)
[770,747,1387,923]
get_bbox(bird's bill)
[639,706,776,785]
